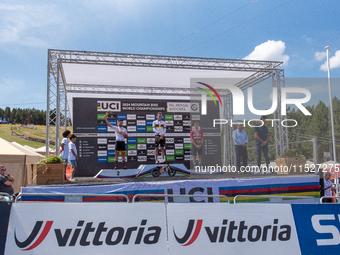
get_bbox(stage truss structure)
[47,49,288,165]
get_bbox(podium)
[94,164,190,178]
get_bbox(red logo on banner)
[15,221,53,251]
[173,219,203,246]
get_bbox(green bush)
[39,155,65,164]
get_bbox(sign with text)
[73,98,223,176]
[5,203,168,255]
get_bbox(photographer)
[0,165,15,196]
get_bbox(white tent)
[319,160,336,170]
[23,145,37,153]
[35,146,55,156]
[11,142,44,185]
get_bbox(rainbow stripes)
[138,166,190,178]
[154,124,165,129]
[219,181,320,203]
[21,189,166,203]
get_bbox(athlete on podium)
[152,112,166,164]
[104,112,129,169]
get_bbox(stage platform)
[21,172,321,203]
[95,164,190,178]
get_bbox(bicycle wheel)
[152,167,161,177]
[168,166,176,177]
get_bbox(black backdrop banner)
[72,98,221,176]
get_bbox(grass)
[0,124,73,149]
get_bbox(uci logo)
[97,101,121,112]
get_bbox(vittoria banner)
[167,203,300,255]
[5,203,168,255]
[6,202,337,254]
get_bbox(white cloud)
[244,40,290,65]
[320,50,340,71]
[0,3,64,47]
[315,52,326,61]
[302,35,312,43]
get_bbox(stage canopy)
[47,50,286,163]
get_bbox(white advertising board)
[167,203,301,255]
[5,203,168,255]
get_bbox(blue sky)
[0,0,340,110]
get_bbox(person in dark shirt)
[0,165,15,196]
[254,116,270,172]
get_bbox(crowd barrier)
[234,195,318,204]
[16,193,129,203]
[320,196,340,203]
[2,195,340,255]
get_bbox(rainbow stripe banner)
[21,175,320,203]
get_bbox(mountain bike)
[151,162,176,177]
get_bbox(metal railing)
[16,193,130,203]
[0,192,12,202]
[320,196,340,203]
[132,194,230,203]
[234,195,318,204]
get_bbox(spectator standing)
[190,121,204,169]
[68,134,78,181]
[59,130,71,181]
[232,124,248,173]
[254,116,270,172]
[0,165,15,196]
[323,172,334,203]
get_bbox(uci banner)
[5,203,168,255]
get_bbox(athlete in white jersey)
[104,113,129,169]
[152,112,166,164]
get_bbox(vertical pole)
[313,137,323,198]
[325,46,338,196]
[56,59,61,156]
[222,95,227,166]
[46,50,51,157]
[312,138,318,166]
[64,93,68,130]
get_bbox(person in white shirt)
[323,172,334,203]
[68,134,78,181]
[152,112,166,164]
[104,114,129,169]
[59,129,71,181]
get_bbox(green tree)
[4,107,10,121]
[11,108,17,123]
